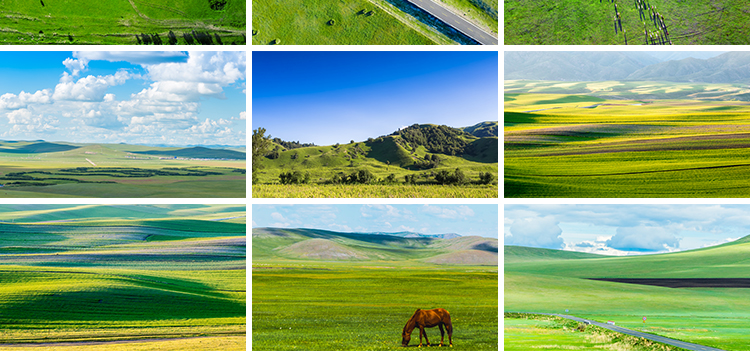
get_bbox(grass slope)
[0,205,246,350]
[253,227,497,350]
[0,0,245,45]
[504,88,750,197]
[505,237,750,350]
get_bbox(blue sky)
[252,51,498,146]
[0,51,246,146]
[505,205,750,255]
[253,204,498,238]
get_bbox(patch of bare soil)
[424,250,498,265]
[278,238,369,260]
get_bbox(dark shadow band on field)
[590,278,750,288]
[382,0,479,44]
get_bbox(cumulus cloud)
[0,51,246,146]
[606,226,680,252]
[53,71,131,101]
[0,90,52,110]
[505,216,564,249]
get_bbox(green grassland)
[0,205,246,350]
[252,0,496,45]
[0,141,245,198]
[0,0,245,45]
[252,228,498,351]
[504,313,681,351]
[505,83,750,197]
[505,236,750,351]
[505,0,750,45]
[253,125,498,198]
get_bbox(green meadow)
[252,228,498,351]
[0,141,245,198]
[252,0,497,45]
[0,0,245,45]
[505,0,749,45]
[0,205,246,351]
[504,82,750,197]
[504,313,681,351]
[505,236,750,351]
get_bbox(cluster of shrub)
[391,124,474,156]
[414,154,442,169]
[271,138,316,150]
[55,167,223,178]
[277,168,495,185]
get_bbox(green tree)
[252,127,272,183]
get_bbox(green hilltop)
[256,122,498,185]
[253,227,498,265]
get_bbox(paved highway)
[537,313,724,351]
[405,0,498,45]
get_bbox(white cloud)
[505,216,564,249]
[63,57,89,76]
[607,225,680,252]
[0,90,52,110]
[53,71,131,101]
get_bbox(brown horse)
[401,308,453,347]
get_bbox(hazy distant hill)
[626,52,750,83]
[505,51,749,83]
[252,227,498,265]
[0,140,246,160]
[131,146,246,160]
[505,52,661,81]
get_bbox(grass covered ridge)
[0,205,246,350]
[505,236,750,351]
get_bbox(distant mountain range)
[0,140,246,160]
[253,227,497,265]
[505,51,750,83]
[373,231,463,239]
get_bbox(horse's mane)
[402,309,421,335]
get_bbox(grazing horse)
[401,308,453,347]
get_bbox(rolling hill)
[256,122,498,184]
[0,205,246,350]
[253,227,498,265]
[506,236,750,350]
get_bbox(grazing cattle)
[401,308,453,347]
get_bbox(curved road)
[534,313,724,351]
[405,0,498,45]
